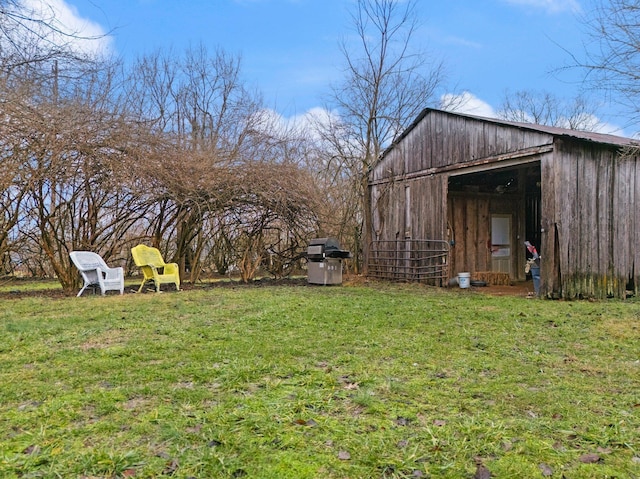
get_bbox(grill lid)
[307,237,352,260]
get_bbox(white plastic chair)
[69,251,124,297]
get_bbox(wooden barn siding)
[411,175,448,240]
[631,153,640,296]
[612,150,639,297]
[374,111,554,182]
[620,154,639,296]
[371,175,447,243]
[545,140,639,298]
[371,179,405,243]
[447,192,525,280]
[416,112,552,171]
[540,152,559,296]
[370,111,640,297]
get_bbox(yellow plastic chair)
[131,244,180,293]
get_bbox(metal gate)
[368,240,450,285]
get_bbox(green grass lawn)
[0,282,639,478]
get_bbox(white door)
[491,215,511,274]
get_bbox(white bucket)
[458,272,471,289]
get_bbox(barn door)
[491,215,512,274]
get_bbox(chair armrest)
[80,263,102,276]
[103,266,124,280]
[164,263,179,274]
[162,263,179,275]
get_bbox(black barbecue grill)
[306,238,351,285]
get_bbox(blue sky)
[32,0,629,134]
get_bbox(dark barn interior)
[447,164,541,281]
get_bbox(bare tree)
[123,46,271,282]
[3,60,148,291]
[327,0,445,272]
[230,161,321,282]
[573,0,640,125]
[498,89,602,131]
[0,10,323,287]
[0,0,107,72]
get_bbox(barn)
[368,108,640,299]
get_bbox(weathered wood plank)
[634,154,640,295]
[555,148,571,294]
[465,195,478,274]
[477,197,490,272]
[596,150,613,297]
[451,194,466,276]
[539,150,556,294]
[614,154,632,296]
[576,145,593,295]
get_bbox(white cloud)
[18,0,113,58]
[255,107,341,142]
[583,116,628,136]
[441,35,483,50]
[440,92,497,118]
[439,92,631,137]
[289,107,341,135]
[502,0,581,14]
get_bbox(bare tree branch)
[572,0,640,127]
[498,89,603,131]
[324,0,446,272]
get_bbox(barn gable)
[368,108,640,299]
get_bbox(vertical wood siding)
[373,110,552,183]
[540,152,559,294]
[447,193,524,279]
[371,175,447,243]
[544,140,639,298]
[411,176,447,240]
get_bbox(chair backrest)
[70,251,108,273]
[131,244,166,268]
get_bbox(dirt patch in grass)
[0,287,69,299]
[470,281,535,297]
[0,275,536,299]
[79,330,129,351]
[0,276,311,299]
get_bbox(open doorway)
[447,162,541,280]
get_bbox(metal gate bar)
[368,240,449,285]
